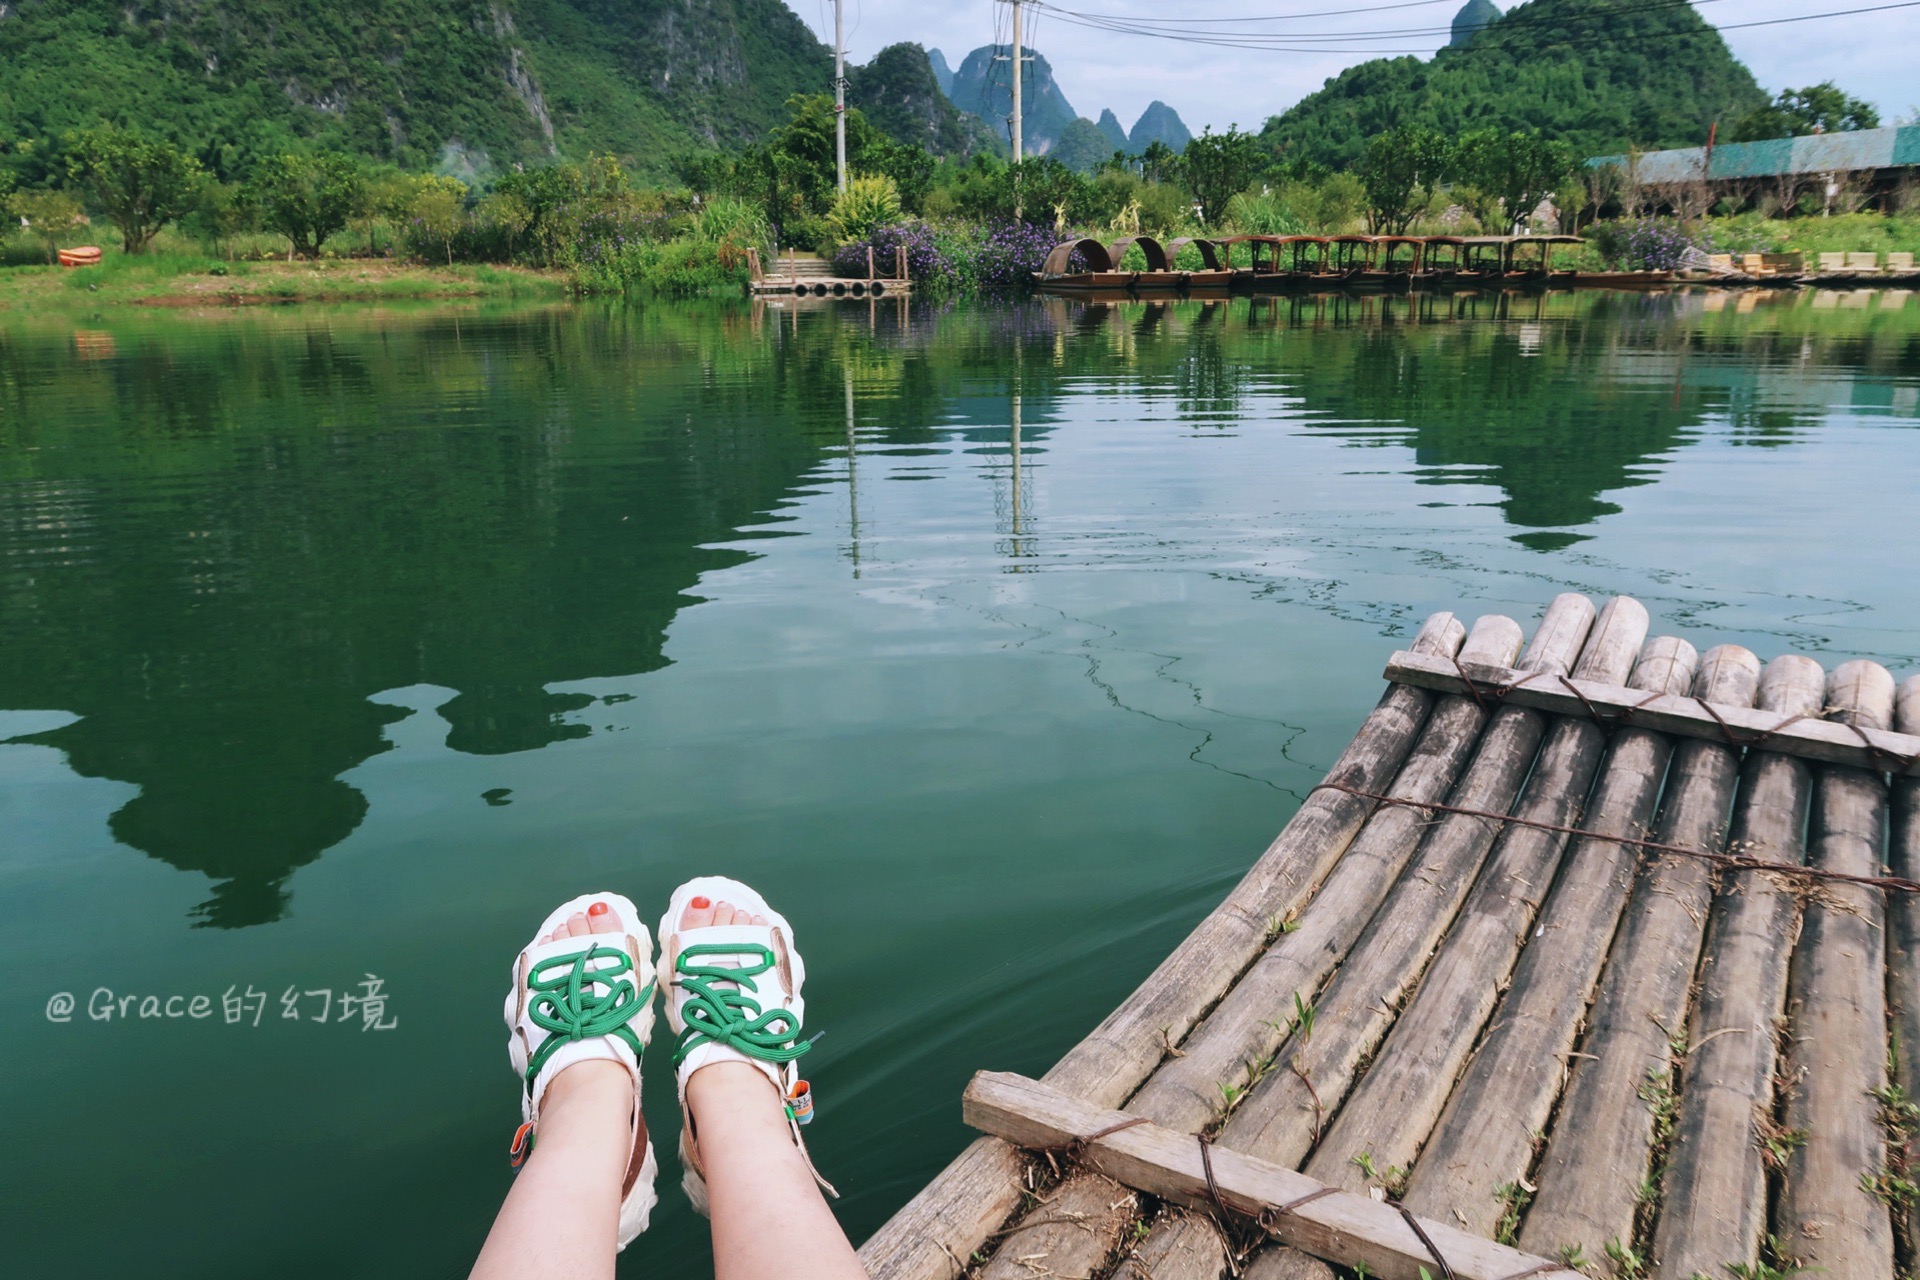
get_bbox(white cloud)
[801,0,1920,137]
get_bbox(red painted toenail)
[690,896,711,910]
[587,902,608,917]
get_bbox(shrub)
[1226,190,1303,236]
[573,237,750,297]
[827,174,903,244]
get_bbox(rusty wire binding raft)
[858,595,1920,1280]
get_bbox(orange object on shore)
[58,246,103,268]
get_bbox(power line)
[1029,0,1731,48]
[1027,0,1920,54]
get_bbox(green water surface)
[2,288,1917,1277]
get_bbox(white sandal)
[657,875,835,1215]
[502,891,659,1248]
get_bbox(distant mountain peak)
[926,47,955,97]
[946,44,1081,155]
[1096,108,1129,152]
[1450,0,1503,46]
[1129,100,1192,152]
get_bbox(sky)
[787,0,1920,139]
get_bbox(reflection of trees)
[0,290,1900,925]
[0,306,841,927]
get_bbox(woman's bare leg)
[471,909,635,1280]
[681,897,867,1280]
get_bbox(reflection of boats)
[1570,271,1675,290]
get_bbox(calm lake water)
[3,288,1918,1277]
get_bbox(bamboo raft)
[860,594,1920,1280]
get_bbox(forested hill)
[0,0,832,180]
[1261,0,1769,169]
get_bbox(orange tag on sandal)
[786,1080,815,1126]
[509,1121,536,1167]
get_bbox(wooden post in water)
[1519,644,1762,1263]
[1401,631,1700,1235]
[1889,674,1920,1264]
[856,615,1470,1280]
[1652,655,1826,1280]
[1303,597,1649,1191]
[1775,661,1897,1278]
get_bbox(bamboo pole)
[1889,674,1920,1263]
[1303,597,1651,1192]
[1128,614,1527,1135]
[857,614,1469,1280]
[1131,596,1598,1280]
[1401,632,1700,1235]
[1519,644,1762,1265]
[1774,660,1897,1278]
[1651,655,1827,1280]
[964,617,1506,1280]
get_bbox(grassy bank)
[0,251,570,310]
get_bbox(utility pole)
[834,0,847,193]
[1010,0,1024,164]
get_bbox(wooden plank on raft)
[960,614,1482,1274]
[856,612,1469,1280]
[1652,655,1827,1280]
[1303,597,1653,1192]
[1401,631,1701,1236]
[961,1071,1580,1280]
[1889,674,1920,1264]
[1775,660,1897,1278]
[1383,648,1920,776]
[1519,644,1763,1266]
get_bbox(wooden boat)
[1502,234,1583,284]
[1033,238,1140,292]
[1162,237,1235,290]
[1217,235,1332,291]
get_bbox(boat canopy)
[1040,238,1116,276]
[1164,237,1228,271]
[1106,236,1171,273]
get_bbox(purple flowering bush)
[969,220,1058,294]
[1587,218,1695,271]
[832,221,950,283]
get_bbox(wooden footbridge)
[860,595,1920,1280]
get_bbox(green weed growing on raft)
[1492,1180,1531,1245]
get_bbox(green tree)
[62,125,206,254]
[1138,140,1178,185]
[181,180,254,259]
[249,152,366,259]
[14,188,85,263]
[1455,129,1576,232]
[409,175,468,266]
[1730,81,1880,141]
[1180,127,1261,225]
[1357,126,1451,234]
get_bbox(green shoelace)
[672,941,811,1068]
[524,944,654,1086]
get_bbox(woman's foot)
[502,892,659,1249]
